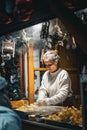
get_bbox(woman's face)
[44,58,58,73]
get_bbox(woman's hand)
[35,99,47,106]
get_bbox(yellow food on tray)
[16,103,39,112]
[47,106,82,125]
[11,100,29,109]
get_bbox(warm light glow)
[33,23,42,31]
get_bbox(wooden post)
[27,42,34,104]
[19,46,25,95]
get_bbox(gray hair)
[43,50,60,61]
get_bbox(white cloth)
[37,68,72,105]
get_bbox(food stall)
[0,0,87,130]
[15,105,82,130]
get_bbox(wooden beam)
[27,42,34,104]
[34,68,47,71]
[19,47,25,95]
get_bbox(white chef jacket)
[37,68,72,105]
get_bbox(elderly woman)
[36,50,73,106]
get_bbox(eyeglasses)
[45,64,53,68]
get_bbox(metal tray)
[15,105,64,116]
[33,106,64,116]
[40,117,83,130]
[14,109,83,130]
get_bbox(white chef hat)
[43,50,60,61]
